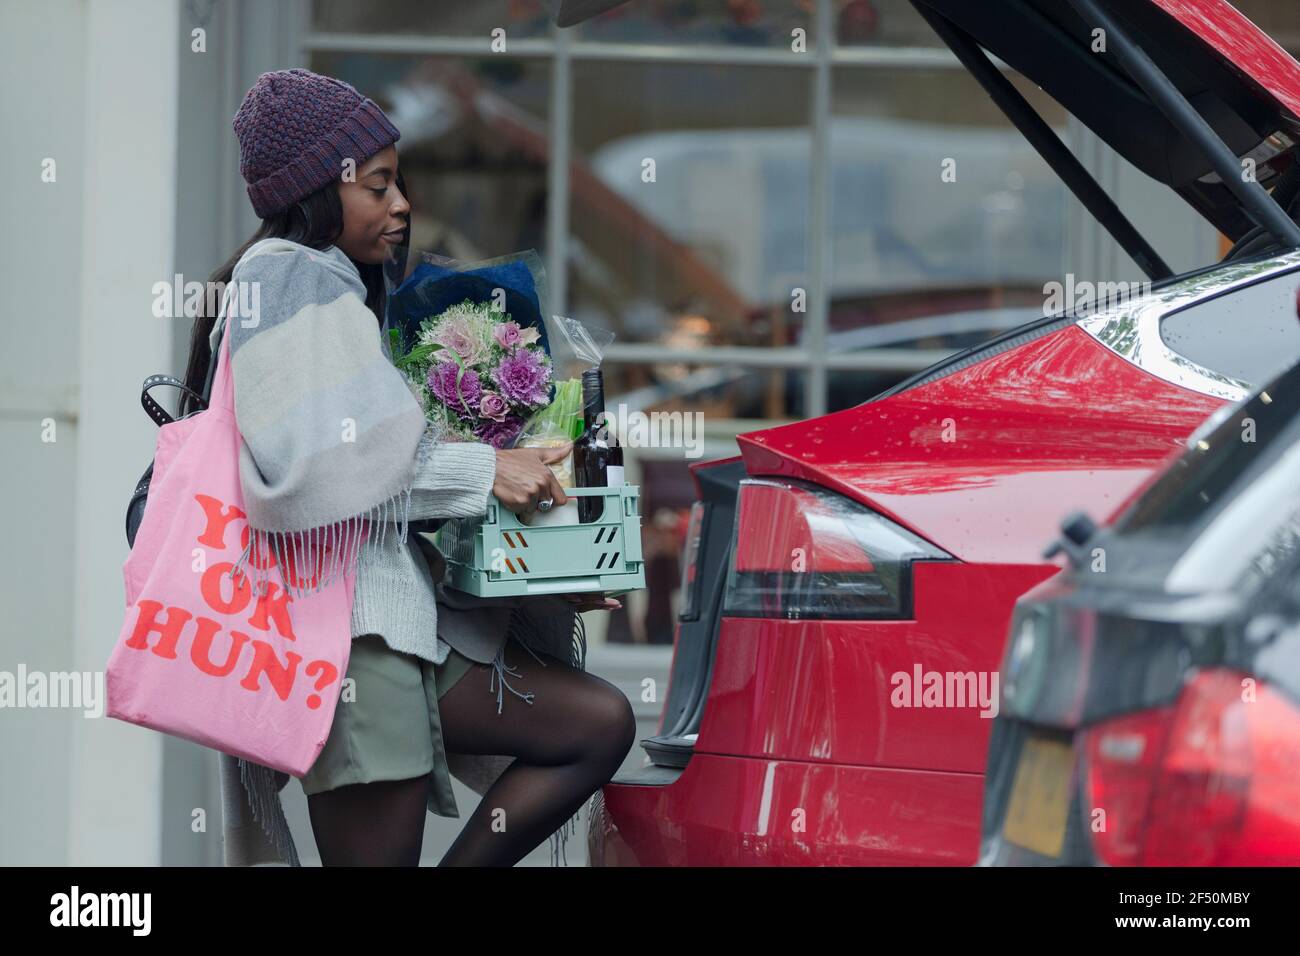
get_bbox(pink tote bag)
[107,294,363,776]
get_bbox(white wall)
[0,0,180,865]
[0,0,303,867]
[0,0,88,867]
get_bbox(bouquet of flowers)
[383,247,614,459]
[390,297,553,449]
[385,245,622,552]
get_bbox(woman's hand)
[492,443,572,524]
[558,593,622,612]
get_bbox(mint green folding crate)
[434,486,645,598]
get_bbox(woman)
[185,68,636,866]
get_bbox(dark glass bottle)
[573,368,624,522]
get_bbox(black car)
[980,356,1300,866]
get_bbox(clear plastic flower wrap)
[511,314,616,487]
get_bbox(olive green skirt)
[299,633,480,816]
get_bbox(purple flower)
[474,414,525,449]
[493,321,523,350]
[479,391,509,422]
[490,349,551,407]
[427,360,482,419]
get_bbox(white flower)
[415,299,501,364]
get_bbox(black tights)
[306,639,636,866]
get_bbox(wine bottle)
[573,368,624,522]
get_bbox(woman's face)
[336,144,410,265]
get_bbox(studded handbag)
[124,339,219,547]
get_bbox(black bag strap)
[139,315,224,427]
[141,375,206,427]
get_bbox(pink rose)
[479,391,509,422]
[493,321,523,350]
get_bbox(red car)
[588,0,1300,865]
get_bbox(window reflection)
[311,0,554,38]
[568,60,812,353]
[834,0,945,48]
[607,363,806,420]
[573,0,814,48]
[826,66,1069,404]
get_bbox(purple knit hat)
[232,68,401,218]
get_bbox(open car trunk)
[913,0,1300,243]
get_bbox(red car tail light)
[1083,669,1300,865]
[721,477,949,620]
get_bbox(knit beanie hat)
[232,68,401,218]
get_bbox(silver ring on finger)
[537,496,554,512]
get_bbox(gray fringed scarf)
[215,237,454,601]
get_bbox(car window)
[1160,266,1300,385]
[873,252,1300,404]
[1164,442,1300,594]
[1112,359,1300,592]
[1117,360,1300,534]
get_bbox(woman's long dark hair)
[178,170,409,417]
